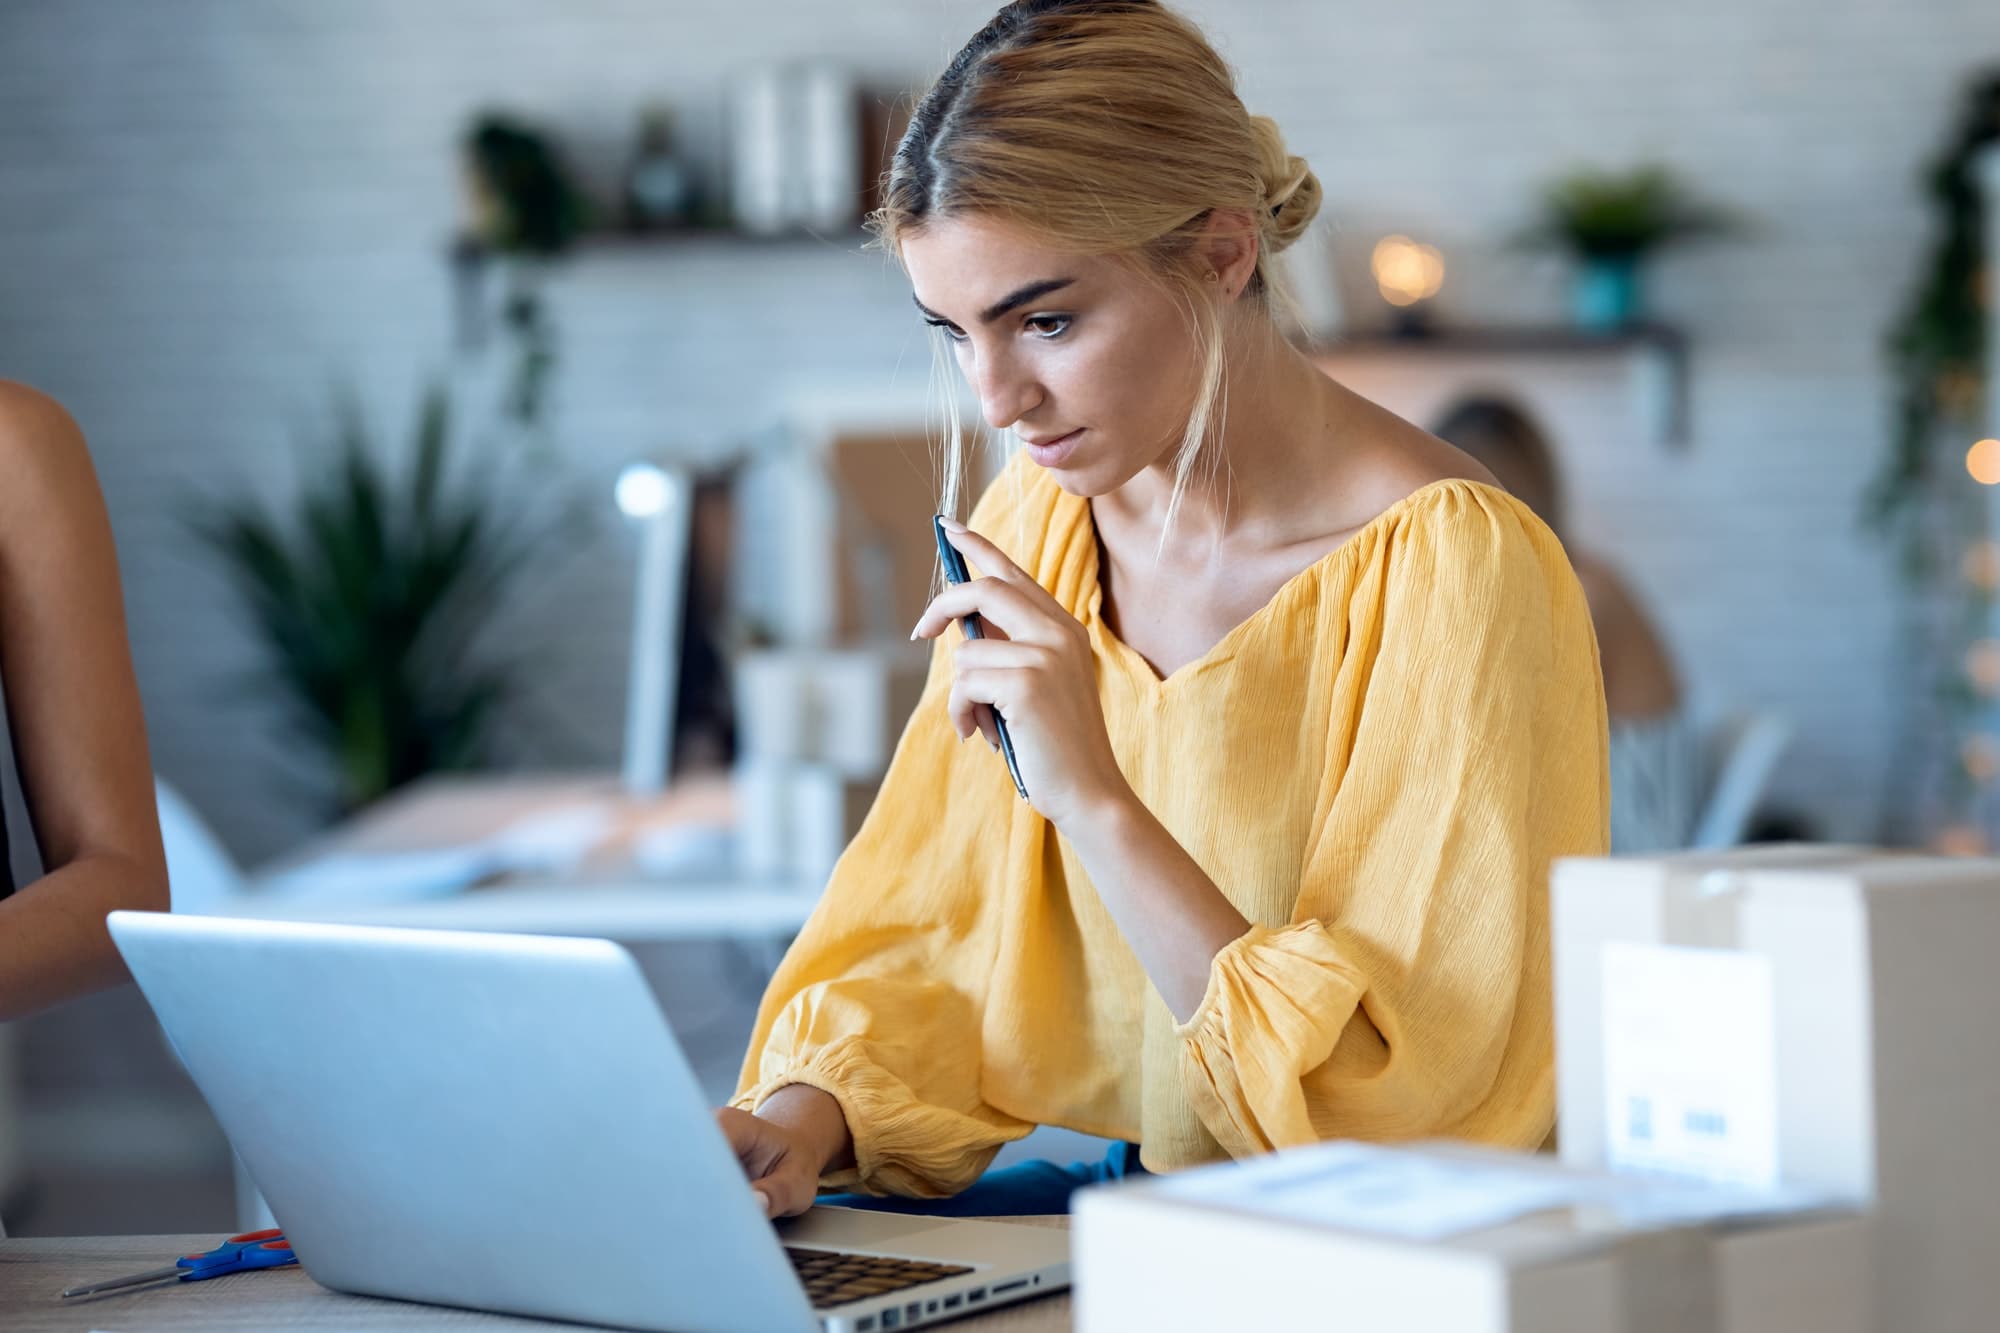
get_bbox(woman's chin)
[1041,462,1118,499]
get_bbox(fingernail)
[752,1188,770,1216]
[988,738,998,753]
[940,516,966,532]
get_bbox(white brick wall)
[2,0,1995,857]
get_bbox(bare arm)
[1054,787,1247,1021]
[0,382,169,1020]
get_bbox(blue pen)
[933,514,1030,801]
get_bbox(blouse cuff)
[1174,922,1367,1156]
[734,1038,1000,1199]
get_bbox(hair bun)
[1247,115,1322,253]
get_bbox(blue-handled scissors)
[61,1228,298,1299]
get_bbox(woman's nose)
[973,351,1041,432]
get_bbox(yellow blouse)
[734,460,1610,1197]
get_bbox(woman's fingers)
[913,577,1041,644]
[939,519,1033,588]
[946,640,1055,743]
[715,1106,821,1218]
[754,1157,818,1218]
[948,697,1004,750]
[946,680,1001,748]
[715,1107,774,1173]
[914,580,1089,655]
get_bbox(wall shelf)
[1310,322,1690,448]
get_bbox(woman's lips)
[1024,428,1083,467]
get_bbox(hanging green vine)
[1870,71,2000,846]
[1866,73,1999,559]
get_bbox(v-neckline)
[1077,477,1479,692]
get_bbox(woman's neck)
[1100,314,1346,550]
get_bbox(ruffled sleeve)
[1174,483,1609,1156]
[731,480,1039,1197]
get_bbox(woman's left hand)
[913,518,1130,830]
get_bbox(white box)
[734,645,928,780]
[733,758,875,886]
[1553,846,2000,1333]
[1074,1141,1868,1333]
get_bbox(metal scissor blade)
[60,1264,186,1299]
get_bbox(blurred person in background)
[0,380,170,1021]
[717,0,1609,1221]
[1432,394,1694,854]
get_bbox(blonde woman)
[719,0,1609,1219]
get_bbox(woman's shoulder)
[0,381,105,537]
[1312,403,1548,561]
[1329,446,1582,628]
[0,381,94,490]
[0,379,84,441]
[1341,454,1553,575]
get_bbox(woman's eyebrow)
[912,276,1078,326]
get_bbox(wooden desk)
[0,1222,1072,1330]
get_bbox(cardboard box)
[1553,846,2000,1333]
[1073,1140,1868,1333]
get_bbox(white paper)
[1601,942,1781,1188]
[1146,1140,1827,1244]
[1150,1141,1606,1240]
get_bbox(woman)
[1432,395,1694,854]
[720,0,1608,1218]
[0,380,170,1019]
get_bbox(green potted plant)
[190,382,547,814]
[456,113,593,432]
[1514,164,1741,330]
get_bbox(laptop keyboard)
[786,1246,974,1310]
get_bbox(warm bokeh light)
[1966,438,2000,486]
[1963,541,2000,591]
[1966,639,2000,694]
[1934,824,1988,857]
[1371,234,1446,307]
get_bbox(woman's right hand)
[715,1084,855,1218]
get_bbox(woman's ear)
[1196,208,1261,299]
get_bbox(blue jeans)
[818,1141,1146,1217]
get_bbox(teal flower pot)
[1572,253,1644,331]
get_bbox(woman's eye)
[925,319,969,344]
[1026,314,1072,339]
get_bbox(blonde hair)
[869,0,1323,541]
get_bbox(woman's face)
[899,213,1204,498]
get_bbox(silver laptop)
[108,910,1068,1333]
